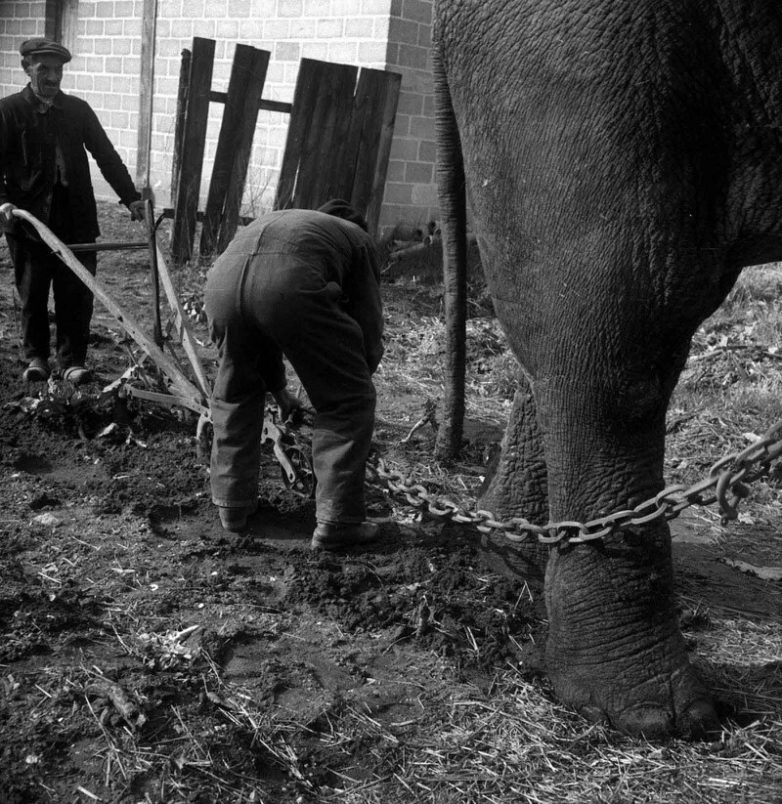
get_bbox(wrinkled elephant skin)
[433,0,782,738]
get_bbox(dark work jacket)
[209,209,385,390]
[0,84,140,242]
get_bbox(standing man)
[0,38,145,384]
[205,200,384,551]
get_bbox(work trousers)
[206,245,376,525]
[8,185,96,368]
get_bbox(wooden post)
[170,37,214,264]
[170,47,191,210]
[44,0,59,40]
[136,0,158,198]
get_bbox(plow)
[9,204,317,501]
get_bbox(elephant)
[432,0,782,739]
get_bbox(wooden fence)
[168,37,402,263]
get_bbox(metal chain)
[366,421,782,545]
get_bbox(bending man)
[205,200,384,551]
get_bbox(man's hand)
[128,199,145,221]
[272,387,303,425]
[0,202,17,233]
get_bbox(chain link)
[366,421,782,545]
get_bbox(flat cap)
[317,198,368,231]
[19,38,72,63]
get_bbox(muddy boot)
[23,357,50,383]
[63,365,90,385]
[218,501,259,533]
[310,521,380,551]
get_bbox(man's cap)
[19,38,72,63]
[317,199,368,231]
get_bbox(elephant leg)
[537,379,719,739]
[478,373,549,577]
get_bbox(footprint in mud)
[13,452,52,475]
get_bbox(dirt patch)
[0,205,780,803]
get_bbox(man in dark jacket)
[205,200,384,551]
[0,38,144,384]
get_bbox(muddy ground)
[0,204,780,803]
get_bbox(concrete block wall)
[383,0,436,231]
[0,0,438,234]
[1,2,49,90]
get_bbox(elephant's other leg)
[537,376,719,739]
[478,373,549,578]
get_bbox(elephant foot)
[546,621,720,740]
[571,680,720,740]
[543,537,721,740]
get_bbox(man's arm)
[79,100,142,214]
[345,239,384,373]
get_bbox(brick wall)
[0,0,438,233]
[0,2,48,83]
[384,0,436,230]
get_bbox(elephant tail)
[432,37,468,461]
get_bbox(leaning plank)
[350,68,401,235]
[171,37,215,264]
[12,209,208,417]
[274,59,325,210]
[200,44,259,255]
[295,60,357,209]
[216,46,270,253]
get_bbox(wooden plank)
[275,59,400,229]
[44,0,58,39]
[274,59,324,210]
[136,0,158,193]
[170,47,191,229]
[170,37,215,264]
[349,68,401,235]
[152,234,212,399]
[216,47,271,253]
[161,207,253,226]
[295,61,357,209]
[200,43,258,256]
[209,90,291,115]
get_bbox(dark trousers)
[7,185,96,368]
[206,249,376,525]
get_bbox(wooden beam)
[170,37,215,264]
[274,59,357,211]
[170,47,191,206]
[350,68,401,236]
[136,0,158,194]
[44,1,59,40]
[209,90,291,115]
[216,47,271,253]
[200,44,269,256]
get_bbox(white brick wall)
[0,0,437,233]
